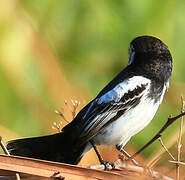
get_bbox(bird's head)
[128,36,172,83]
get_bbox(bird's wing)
[79,76,151,143]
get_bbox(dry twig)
[131,97,185,178]
[176,96,184,180]
[55,109,69,123]
[52,121,63,133]
[71,99,80,119]
[158,137,175,160]
[53,100,81,133]
[128,111,185,161]
[0,136,21,180]
[169,160,185,166]
[0,155,130,180]
[55,99,81,124]
[90,159,174,180]
[53,99,81,132]
[147,155,161,168]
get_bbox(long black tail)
[6,132,86,165]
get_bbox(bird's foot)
[100,160,115,171]
[116,145,139,166]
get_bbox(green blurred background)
[0,0,185,167]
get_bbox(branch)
[0,137,21,180]
[158,137,175,160]
[128,111,185,160]
[176,96,184,180]
[169,160,185,166]
[90,159,174,180]
[0,155,130,180]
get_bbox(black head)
[128,36,172,83]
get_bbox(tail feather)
[7,132,86,165]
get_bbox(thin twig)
[148,155,161,168]
[89,159,174,180]
[64,100,73,114]
[52,121,63,132]
[169,161,185,166]
[127,111,185,161]
[118,149,139,166]
[71,100,80,119]
[56,99,80,123]
[147,121,185,167]
[54,100,80,132]
[158,137,175,160]
[176,96,184,180]
[0,136,21,180]
[55,109,69,123]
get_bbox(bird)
[7,35,172,168]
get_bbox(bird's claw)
[101,161,115,171]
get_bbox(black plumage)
[7,36,172,165]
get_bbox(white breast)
[93,93,162,148]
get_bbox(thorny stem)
[127,111,185,161]
[0,136,21,180]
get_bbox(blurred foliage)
[0,0,185,167]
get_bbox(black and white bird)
[7,36,172,167]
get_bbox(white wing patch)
[97,76,151,104]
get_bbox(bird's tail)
[6,132,86,165]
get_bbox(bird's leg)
[116,145,139,166]
[90,140,114,170]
